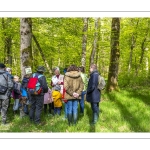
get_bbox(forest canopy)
[1,17,150,91]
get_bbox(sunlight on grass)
[0,86,150,132]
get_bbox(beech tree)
[107,18,120,92]
[20,18,33,78]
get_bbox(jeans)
[91,102,100,113]
[79,91,86,114]
[67,100,79,115]
[13,99,19,111]
[54,107,61,115]
[64,102,68,118]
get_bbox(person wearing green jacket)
[79,66,88,115]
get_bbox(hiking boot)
[68,114,72,126]
[73,113,78,125]
[91,113,98,125]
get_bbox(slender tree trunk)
[107,18,120,92]
[128,19,139,74]
[90,18,99,65]
[2,18,12,65]
[136,20,150,76]
[95,18,101,66]
[20,18,33,79]
[32,34,52,75]
[81,18,88,68]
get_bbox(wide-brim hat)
[37,66,45,73]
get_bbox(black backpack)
[0,73,8,94]
[13,82,21,95]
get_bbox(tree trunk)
[2,18,12,65]
[90,18,99,65]
[20,18,33,79]
[95,18,101,66]
[136,20,150,76]
[128,19,139,74]
[107,18,120,92]
[32,34,52,75]
[81,18,88,68]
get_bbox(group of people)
[0,62,101,126]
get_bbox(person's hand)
[57,81,61,85]
[73,92,79,98]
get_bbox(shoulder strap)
[2,73,8,87]
[33,73,43,79]
[2,74,8,82]
[32,73,36,78]
[38,74,44,79]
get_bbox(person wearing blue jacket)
[86,64,101,125]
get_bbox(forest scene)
[0,17,150,132]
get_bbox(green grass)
[1,86,150,132]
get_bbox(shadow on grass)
[4,102,97,132]
[126,90,150,106]
[107,93,148,132]
[84,102,96,132]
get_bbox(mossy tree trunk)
[20,18,33,79]
[107,18,120,92]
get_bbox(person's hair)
[79,66,85,73]
[13,75,19,81]
[67,65,78,72]
[24,74,31,78]
[90,64,97,71]
[6,67,12,72]
[53,67,60,72]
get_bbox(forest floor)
[0,86,150,133]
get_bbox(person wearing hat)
[29,66,48,125]
[0,63,13,125]
[52,84,62,116]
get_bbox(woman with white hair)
[50,67,64,115]
[51,67,64,94]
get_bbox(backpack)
[27,73,43,95]
[0,73,8,94]
[13,82,21,95]
[21,88,28,97]
[97,75,106,90]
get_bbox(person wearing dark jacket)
[29,66,48,124]
[86,64,101,125]
[0,63,13,125]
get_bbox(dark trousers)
[91,102,99,113]
[0,98,9,123]
[44,103,53,114]
[29,95,44,124]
